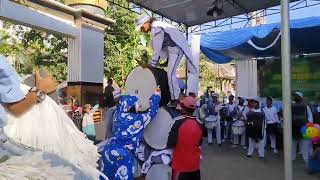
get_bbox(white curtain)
[236,60,258,99]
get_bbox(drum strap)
[236,106,245,121]
[167,116,202,148]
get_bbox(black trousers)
[175,170,201,180]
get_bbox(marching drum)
[145,164,172,180]
[125,66,170,111]
[204,115,219,129]
[144,107,180,150]
[232,121,245,135]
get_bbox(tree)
[103,1,149,87]
[0,22,68,83]
[199,55,219,93]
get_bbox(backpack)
[292,104,308,139]
[246,110,265,140]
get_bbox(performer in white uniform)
[224,95,236,142]
[232,97,248,149]
[292,92,313,164]
[263,96,280,154]
[135,14,198,107]
[246,98,266,158]
[200,93,222,146]
[0,55,106,179]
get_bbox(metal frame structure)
[107,0,320,33]
[189,0,320,33]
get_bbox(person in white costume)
[200,93,222,146]
[0,55,107,179]
[263,96,280,154]
[135,14,198,107]
[232,97,249,149]
[292,92,313,164]
[246,98,266,158]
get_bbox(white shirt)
[263,106,279,124]
[234,105,249,121]
[226,102,236,116]
[306,106,313,122]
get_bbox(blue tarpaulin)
[200,16,320,64]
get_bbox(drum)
[204,115,218,129]
[125,66,170,111]
[144,107,180,150]
[232,124,245,135]
[145,164,172,180]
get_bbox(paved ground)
[95,121,320,180]
[201,141,320,180]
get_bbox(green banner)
[259,57,320,102]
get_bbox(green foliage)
[104,1,150,87]
[0,23,68,83]
[199,55,219,92]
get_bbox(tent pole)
[186,27,189,93]
[280,1,293,180]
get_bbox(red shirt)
[171,118,202,172]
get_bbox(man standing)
[104,88,121,140]
[263,96,280,154]
[246,98,266,158]
[232,97,248,149]
[168,96,203,180]
[200,93,222,146]
[135,14,197,107]
[224,94,236,142]
[104,78,115,108]
[292,92,313,163]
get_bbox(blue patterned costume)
[100,94,160,180]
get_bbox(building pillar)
[66,0,108,106]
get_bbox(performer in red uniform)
[168,96,203,180]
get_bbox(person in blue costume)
[100,91,161,180]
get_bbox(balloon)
[312,137,320,144]
[306,127,320,138]
[303,134,310,140]
[300,126,307,135]
[306,122,314,128]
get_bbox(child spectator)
[82,104,96,142]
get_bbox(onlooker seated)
[82,104,96,142]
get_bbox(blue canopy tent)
[201,16,320,64]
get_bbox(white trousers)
[264,134,277,149]
[248,133,266,157]
[167,46,198,99]
[224,121,233,140]
[167,46,183,100]
[207,119,222,145]
[233,133,246,146]
[292,139,312,163]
